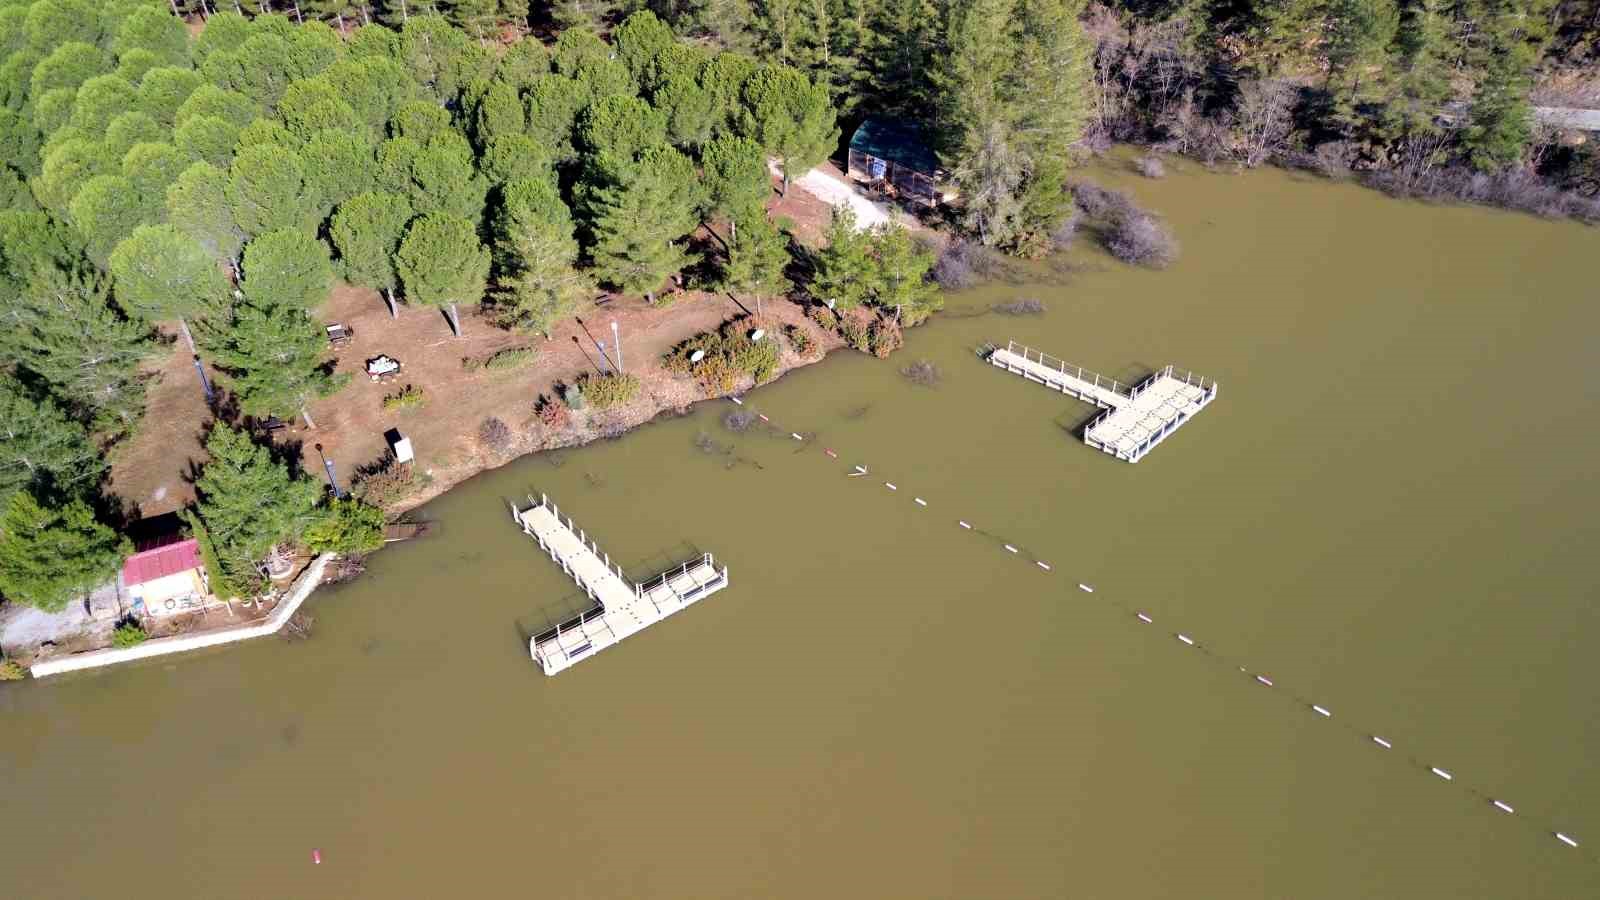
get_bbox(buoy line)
[721,395,1591,861]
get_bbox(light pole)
[611,320,622,373]
[314,443,344,498]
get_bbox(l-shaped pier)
[988,340,1218,462]
[514,494,728,675]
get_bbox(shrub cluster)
[932,238,1001,290]
[784,324,815,357]
[662,318,783,395]
[575,372,641,409]
[994,297,1047,315]
[381,384,427,412]
[1072,182,1180,269]
[478,416,513,452]
[112,622,148,648]
[351,458,419,508]
[463,345,539,373]
[536,394,570,428]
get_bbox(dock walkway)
[988,341,1218,462]
[514,494,728,675]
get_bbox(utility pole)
[611,320,622,373]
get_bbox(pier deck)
[989,341,1218,463]
[515,494,728,675]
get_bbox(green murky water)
[4,163,1597,898]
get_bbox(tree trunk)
[292,1,303,23]
[756,294,763,317]
[167,0,179,15]
[447,302,461,337]
[400,0,408,21]
[383,287,397,319]
[781,172,789,196]
[705,219,731,252]
[645,291,655,305]
[301,403,316,429]
[335,11,345,31]
[360,4,370,24]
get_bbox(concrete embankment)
[29,554,335,678]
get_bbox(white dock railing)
[1004,340,1133,399]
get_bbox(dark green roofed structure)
[847,119,938,208]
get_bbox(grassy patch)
[381,384,426,412]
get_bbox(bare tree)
[1235,79,1296,168]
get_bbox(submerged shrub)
[994,297,1046,315]
[932,238,1000,289]
[1107,211,1178,268]
[900,359,940,386]
[723,409,757,432]
[1135,154,1166,179]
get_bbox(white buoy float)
[914,498,927,507]
[1556,832,1580,848]
[885,482,897,490]
[1255,675,1273,687]
[1311,705,1332,718]
[1003,544,1019,554]
[730,397,743,405]
[1036,561,1051,571]
[1492,800,1515,814]
[1431,767,1453,781]
[1177,634,1195,646]
[1136,613,1153,624]
[1372,736,1393,749]
[791,432,804,441]
[1078,584,1094,593]
[958,521,972,529]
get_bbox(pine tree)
[721,209,791,316]
[167,161,247,276]
[191,423,323,579]
[329,191,412,318]
[489,177,589,336]
[4,267,152,440]
[808,204,875,309]
[586,145,702,302]
[740,65,838,192]
[701,133,771,234]
[0,373,104,508]
[107,224,229,356]
[869,222,939,323]
[239,228,333,312]
[395,212,490,336]
[0,492,126,613]
[209,294,343,428]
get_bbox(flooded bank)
[3,162,1597,898]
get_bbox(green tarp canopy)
[849,119,938,175]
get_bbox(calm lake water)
[4,163,1598,898]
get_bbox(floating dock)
[513,494,728,675]
[988,340,1218,462]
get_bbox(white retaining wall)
[29,554,336,678]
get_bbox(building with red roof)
[123,539,212,617]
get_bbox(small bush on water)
[723,410,757,432]
[932,238,1000,290]
[575,372,640,410]
[1135,155,1166,179]
[901,359,941,386]
[112,622,148,648]
[1107,212,1178,269]
[381,384,426,412]
[994,297,1046,315]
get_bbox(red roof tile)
[123,539,203,587]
